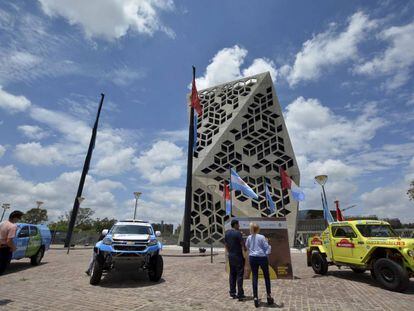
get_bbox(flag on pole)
[230,168,258,199]
[335,201,344,221]
[265,183,276,213]
[191,75,202,116]
[280,167,305,201]
[224,182,231,215]
[322,193,335,223]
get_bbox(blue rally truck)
[13,223,51,265]
[90,220,163,285]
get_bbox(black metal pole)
[65,93,105,251]
[229,167,233,217]
[0,209,5,222]
[182,67,196,254]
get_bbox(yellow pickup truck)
[307,220,414,292]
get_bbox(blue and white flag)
[265,183,276,213]
[322,193,334,223]
[230,168,258,199]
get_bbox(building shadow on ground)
[2,261,48,276]
[98,270,165,288]
[328,270,414,295]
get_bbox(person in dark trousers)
[224,219,246,301]
[0,210,24,275]
[85,229,107,275]
[245,222,274,308]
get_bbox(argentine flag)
[230,168,258,199]
[265,183,276,213]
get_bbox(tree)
[408,180,414,201]
[92,218,117,233]
[22,208,48,224]
[64,207,95,230]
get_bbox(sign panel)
[225,217,293,279]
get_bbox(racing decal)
[336,239,355,248]
[366,240,406,246]
[311,237,323,245]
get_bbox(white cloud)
[93,147,136,176]
[134,140,184,184]
[195,45,277,90]
[0,165,124,220]
[354,21,414,90]
[360,159,414,222]
[0,145,5,158]
[109,67,145,86]
[282,11,377,86]
[38,0,175,41]
[14,142,63,166]
[17,125,49,140]
[285,97,385,158]
[0,86,31,113]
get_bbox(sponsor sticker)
[311,238,323,245]
[336,239,355,248]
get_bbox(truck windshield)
[356,225,398,238]
[111,225,151,235]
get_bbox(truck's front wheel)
[148,254,163,282]
[311,252,328,275]
[89,260,103,285]
[373,258,409,292]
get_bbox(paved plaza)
[0,248,413,310]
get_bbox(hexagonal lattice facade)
[181,72,300,246]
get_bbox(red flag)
[191,76,202,116]
[280,167,292,190]
[335,200,344,221]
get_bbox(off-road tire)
[311,252,328,275]
[30,247,44,266]
[374,258,409,292]
[89,260,103,285]
[351,267,366,273]
[148,254,163,282]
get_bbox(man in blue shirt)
[224,219,246,300]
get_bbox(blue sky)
[0,0,413,224]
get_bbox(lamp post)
[36,201,44,209]
[207,184,216,264]
[1,203,11,222]
[133,192,142,220]
[315,175,330,221]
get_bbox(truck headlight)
[408,250,414,257]
[103,238,112,245]
[148,239,158,246]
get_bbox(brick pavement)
[0,248,413,310]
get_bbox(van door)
[12,225,30,259]
[26,226,41,257]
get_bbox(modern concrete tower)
[180,72,300,246]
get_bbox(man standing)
[0,210,24,275]
[224,219,246,300]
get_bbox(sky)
[0,0,413,225]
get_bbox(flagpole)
[263,176,269,212]
[182,67,196,254]
[65,93,105,253]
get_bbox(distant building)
[151,221,174,236]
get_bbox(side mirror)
[101,229,109,236]
[155,231,161,237]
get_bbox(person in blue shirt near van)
[245,222,274,308]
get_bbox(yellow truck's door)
[330,225,358,264]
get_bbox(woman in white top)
[245,222,274,308]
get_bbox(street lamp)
[1,203,11,222]
[133,192,142,220]
[315,175,329,218]
[36,201,44,209]
[207,184,216,264]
